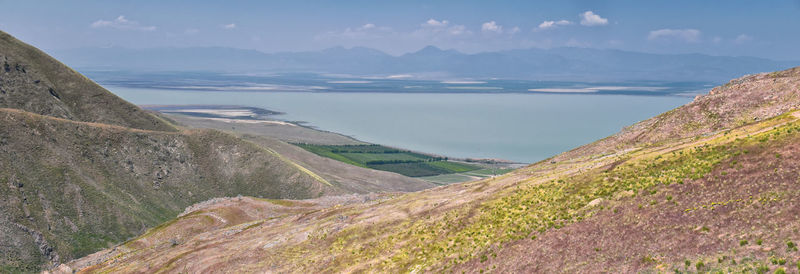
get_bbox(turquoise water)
[107,86,692,163]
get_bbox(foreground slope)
[67,66,800,273]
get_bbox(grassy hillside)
[0,109,335,272]
[66,66,800,273]
[0,30,175,132]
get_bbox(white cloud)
[90,15,156,31]
[481,21,503,33]
[734,34,752,44]
[222,23,237,29]
[579,11,608,26]
[424,19,450,27]
[415,19,471,37]
[537,20,572,30]
[448,25,468,35]
[316,23,393,40]
[647,28,702,42]
[509,26,520,34]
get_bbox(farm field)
[295,144,482,177]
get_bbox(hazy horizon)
[2,0,800,60]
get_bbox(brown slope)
[0,108,335,272]
[0,30,174,131]
[556,66,800,161]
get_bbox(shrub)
[695,260,704,270]
[787,241,796,249]
[756,239,763,245]
[775,267,786,274]
[740,239,748,246]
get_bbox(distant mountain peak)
[409,45,461,56]
[321,46,388,56]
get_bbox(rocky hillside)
[0,31,428,273]
[65,66,800,273]
[0,108,338,272]
[0,31,174,132]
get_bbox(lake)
[107,86,692,163]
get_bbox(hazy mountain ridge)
[65,66,800,273]
[51,45,796,82]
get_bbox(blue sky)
[1,0,799,60]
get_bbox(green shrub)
[756,239,762,245]
[740,239,748,246]
[775,267,786,274]
[695,260,704,270]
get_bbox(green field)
[295,144,481,177]
[463,167,515,176]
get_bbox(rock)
[587,198,604,207]
[48,88,60,99]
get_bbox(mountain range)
[51,46,797,82]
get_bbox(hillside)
[64,66,800,273]
[0,31,174,132]
[0,108,337,272]
[0,31,431,272]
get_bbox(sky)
[1,0,799,60]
